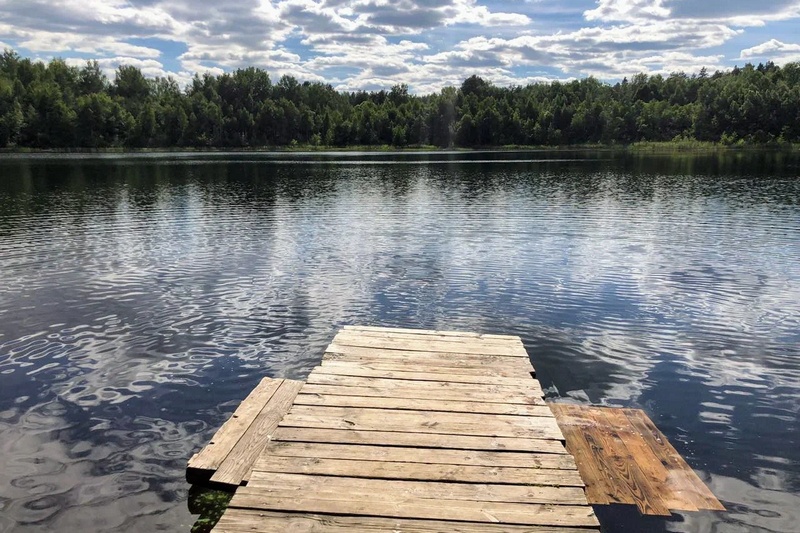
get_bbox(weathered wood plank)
[210,379,304,486]
[319,359,532,378]
[324,344,534,370]
[215,509,599,532]
[306,372,543,396]
[330,334,529,357]
[272,427,569,454]
[315,361,536,385]
[246,472,588,505]
[301,383,545,405]
[228,487,598,527]
[343,325,520,341]
[281,405,564,440]
[263,442,577,470]
[336,329,527,347]
[188,377,283,472]
[251,455,584,486]
[293,393,553,416]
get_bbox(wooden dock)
[188,325,723,531]
[204,325,600,531]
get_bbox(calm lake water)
[0,151,798,532]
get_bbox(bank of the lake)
[2,140,800,155]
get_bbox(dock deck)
[212,325,600,531]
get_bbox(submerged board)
[550,403,725,516]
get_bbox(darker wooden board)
[550,403,725,515]
[623,408,725,511]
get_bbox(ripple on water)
[0,153,799,532]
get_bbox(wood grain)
[216,509,599,532]
[272,427,568,454]
[210,379,304,486]
[193,327,602,531]
[550,403,725,515]
[188,377,282,472]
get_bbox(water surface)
[0,150,798,532]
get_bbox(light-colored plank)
[188,377,283,471]
[272,427,568,454]
[343,325,520,341]
[246,472,588,505]
[263,442,577,470]
[228,487,598,527]
[301,383,545,405]
[319,359,532,378]
[281,405,564,440]
[315,362,535,385]
[324,344,534,369]
[330,334,529,357]
[210,379,304,486]
[251,455,584,486]
[324,342,532,369]
[337,329,527,347]
[306,372,543,396]
[215,509,599,532]
[293,393,552,416]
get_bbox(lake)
[0,150,798,532]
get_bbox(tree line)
[1,49,799,149]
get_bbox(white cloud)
[63,56,196,85]
[585,0,670,22]
[740,39,800,64]
[0,0,799,90]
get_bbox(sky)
[1,0,799,93]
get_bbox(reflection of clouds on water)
[670,473,800,533]
[0,155,798,531]
[0,399,195,531]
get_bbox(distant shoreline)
[2,142,798,155]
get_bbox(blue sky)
[1,0,799,93]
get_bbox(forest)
[1,49,799,149]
